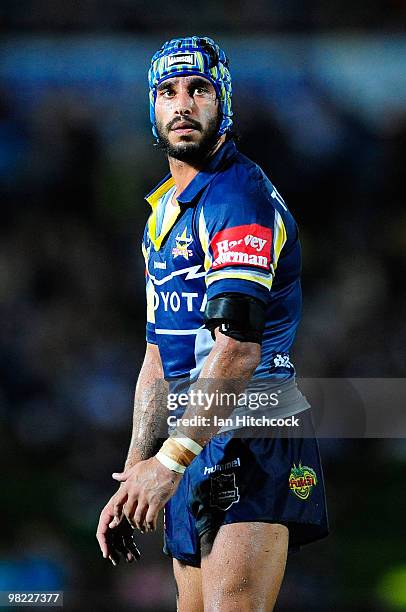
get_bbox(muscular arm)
[96,341,165,559]
[109,328,261,533]
[176,328,261,446]
[124,342,166,469]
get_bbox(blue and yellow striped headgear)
[148,36,233,139]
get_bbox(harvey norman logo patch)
[211,224,273,271]
[167,53,197,68]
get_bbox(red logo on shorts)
[210,224,272,271]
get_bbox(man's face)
[154,75,222,163]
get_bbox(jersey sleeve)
[197,187,287,303]
[142,234,157,345]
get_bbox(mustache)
[167,117,202,131]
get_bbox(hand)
[112,457,183,532]
[96,492,141,566]
[105,519,141,566]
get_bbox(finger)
[145,503,159,532]
[133,499,148,532]
[97,533,109,558]
[113,489,128,520]
[124,535,142,560]
[114,521,141,562]
[126,551,135,563]
[145,510,159,531]
[123,497,139,527]
[96,524,109,558]
[119,538,134,564]
[118,521,142,560]
[97,511,115,558]
[108,553,119,566]
[112,470,129,481]
[106,530,123,564]
[112,530,129,558]
[108,514,123,529]
[125,516,137,530]
[125,515,137,530]
[106,527,128,564]
[124,550,138,563]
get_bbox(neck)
[168,135,226,196]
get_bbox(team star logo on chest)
[172,227,194,260]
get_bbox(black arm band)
[204,293,267,344]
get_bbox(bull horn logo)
[173,227,193,260]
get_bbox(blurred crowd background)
[1,2,406,611]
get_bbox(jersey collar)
[145,139,237,206]
[144,140,237,251]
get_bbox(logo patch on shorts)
[210,472,240,510]
[289,462,317,500]
[210,224,272,271]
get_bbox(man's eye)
[160,89,174,97]
[194,87,207,95]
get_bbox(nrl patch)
[289,462,317,500]
[210,472,240,511]
[166,53,197,68]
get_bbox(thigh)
[201,522,289,612]
[173,559,204,612]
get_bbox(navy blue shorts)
[163,410,329,567]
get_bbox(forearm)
[124,343,166,469]
[176,331,260,446]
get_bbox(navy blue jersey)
[143,140,301,382]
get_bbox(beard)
[156,112,222,164]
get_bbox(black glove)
[105,518,141,566]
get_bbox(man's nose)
[174,89,194,115]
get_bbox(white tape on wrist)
[174,435,204,456]
[155,451,186,474]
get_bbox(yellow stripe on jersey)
[273,210,287,270]
[146,176,175,206]
[146,177,182,251]
[206,269,274,290]
[198,209,212,272]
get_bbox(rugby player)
[96,36,328,611]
